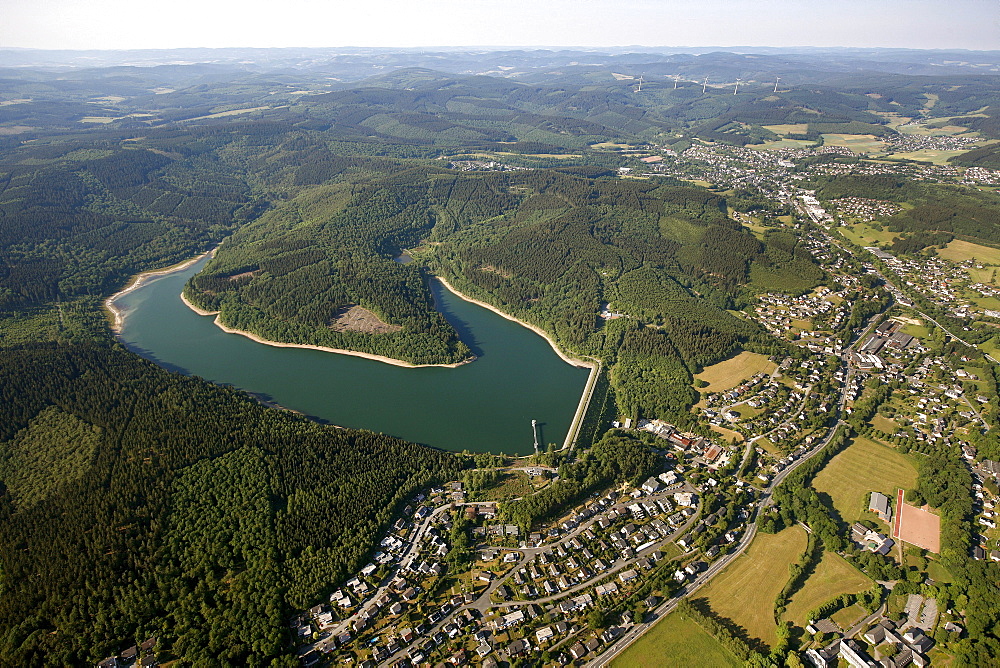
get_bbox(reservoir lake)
[113,255,590,454]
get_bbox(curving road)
[588,312,876,667]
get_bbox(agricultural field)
[821,134,888,153]
[812,436,918,524]
[836,222,899,247]
[937,239,1000,265]
[695,351,777,394]
[886,150,969,165]
[611,609,742,668]
[749,138,816,150]
[698,526,808,648]
[762,124,809,135]
[784,551,873,627]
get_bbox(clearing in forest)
[611,608,742,668]
[812,436,917,524]
[784,551,873,627]
[329,305,402,334]
[698,526,808,648]
[695,351,776,394]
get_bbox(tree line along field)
[811,435,919,524]
[697,526,808,649]
[615,527,810,664]
[611,609,742,668]
[783,550,874,627]
[937,239,1000,266]
[694,350,777,395]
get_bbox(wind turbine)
[635,75,644,93]
[702,77,708,94]
[734,78,741,95]
[773,76,781,93]
[673,77,678,90]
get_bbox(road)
[375,485,700,666]
[589,311,875,667]
[588,412,850,666]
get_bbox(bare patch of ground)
[226,270,260,281]
[329,305,401,334]
[480,264,513,279]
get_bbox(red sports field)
[892,489,941,553]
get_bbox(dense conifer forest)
[2,46,1000,664]
[0,342,461,664]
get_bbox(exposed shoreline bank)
[111,251,596,376]
[181,294,473,369]
[104,249,215,332]
[433,276,597,371]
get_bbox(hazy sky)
[2,0,997,51]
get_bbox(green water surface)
[114,256,589,454]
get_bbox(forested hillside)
[813,173,1000,250]
[0,342,461,664]
[4,47,990,664]
[0,143,256,311]
[190,163,806,422]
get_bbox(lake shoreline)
[433,276,597,371]
[105,249,215,332]
[178,293,474,369]
[114,250,594,375]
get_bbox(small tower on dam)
[532,419,539,454]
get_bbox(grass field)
[938,239,1000,265]
[710,424,745,444]
[972,296,1000,312]
[497,151,581,159]
[981,337,1000,362]
[699,526,807,648]
[822,134,888,153]
[749,138,816,150]
[928,647,956,667]
[898,122,973,137]
[754,436,781,456]
[886,150,969,166]
[831,603,868,631]
[696,351,777,394]
[784,551,873,627]
[479,471,534,501]
[762,124,809,135]
[812,436,918,523]
[902,322,932,340]
[611,609,742,668]
[967,266,1000,286]
[871,415,898,434]
[837,223,899,247]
